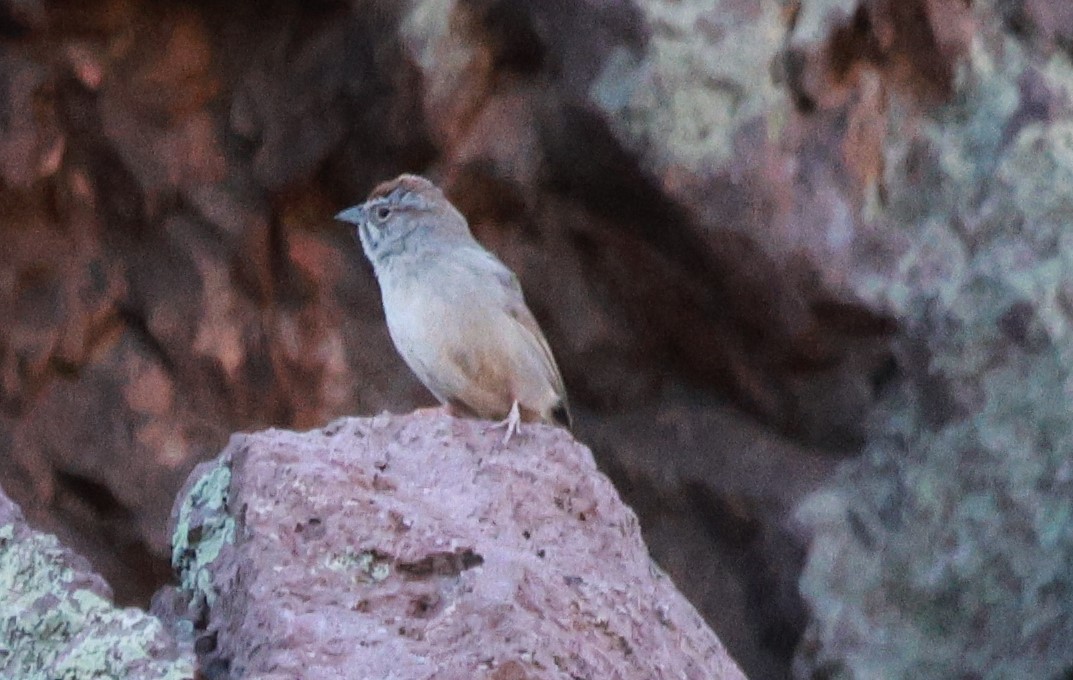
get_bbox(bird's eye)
[375,206,392,221]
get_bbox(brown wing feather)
[493,264,571,428]
[508,303,566,394]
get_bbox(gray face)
[335,187,472,267]
[351,201,394,260]
[335,192,421,265]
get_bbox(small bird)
[336,174,571,442]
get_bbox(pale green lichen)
[172,457,236,609]
[0,521,194,679]
[591,0,788,169]
[325,549,391,582]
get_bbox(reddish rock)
[170,412,747,680]
[7,0,1070,677]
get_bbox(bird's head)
[335,174,470,266]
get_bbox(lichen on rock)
[171,453,236,612]
[0,490,194,680]
[795,3,1073,677]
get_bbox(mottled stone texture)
[0,0,434,606]
[170,413,746,680]
[5,0,1073,678]
[787,1,1073,677]
[0,2,839,677]
[0,485,194,679]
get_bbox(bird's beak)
[335,205,366,225]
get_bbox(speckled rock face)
[0,487,194,680]
[787,1,1073,678]
[8,0,1073,678]
[170,412,746,680]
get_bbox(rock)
[0,484,194,680]
[580,395,837,680]
[0,0,434,605]
[791,1,1073,677]
[580,0,900,444]
[169,412,747,679]
[1,12,848,672]
[7,0,1073,678]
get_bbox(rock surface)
[0,485,194,680]
[0,3,868,672]
[790,1,1073,677]
[170,412,747,680]
[4,0,1073,678]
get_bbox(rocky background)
[1,0,1072,678]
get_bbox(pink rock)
[172,411,747,679]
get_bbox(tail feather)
[549,400,572,429]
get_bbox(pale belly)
[378,271,552,420]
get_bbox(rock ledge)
[171,411,746,679]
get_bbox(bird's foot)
[486,401,522,445]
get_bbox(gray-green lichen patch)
[799,337,1073,677]
[797,3,1073,678]
[171,454,236,609]
[0,504,195,679]
[590,0,788,170]
[324,549,392,582]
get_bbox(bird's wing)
[479,251,570,411]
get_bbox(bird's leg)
[486,400,522,444]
